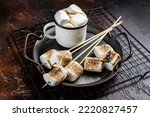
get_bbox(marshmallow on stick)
[43,66,67,86]
[49,50,72,67]
[94,44,114,60]
[65,61,83,82]
[40,49,56,69]
[84,57,104,73]
[104,51,121,71]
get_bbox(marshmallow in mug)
[62,23,74,28]
[54,10,70,25]
[54,4,88,27]
[65,4,84,14]
[71,13,88,27]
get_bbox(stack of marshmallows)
[54,4,88,28]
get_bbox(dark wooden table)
[0,0,150,99]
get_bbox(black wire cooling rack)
[10,7,150,99]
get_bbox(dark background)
[0,0,149,99]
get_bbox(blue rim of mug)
[54,19,88,30]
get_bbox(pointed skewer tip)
[42,83,48,89]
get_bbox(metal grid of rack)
[10,7,150,99]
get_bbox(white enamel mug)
[43,21,88,48]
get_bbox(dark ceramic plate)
[24,24,131,87]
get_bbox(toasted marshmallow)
[54,10,70,25]
[49,50,72,67]
[94,44,114,60]
[43,66,67,86]
[65,61,83,82]
[58,50,72,66]
[65,4,84,14]
[104,51,121,71]
[49,51,61,67]
[70,13,88,27]
[62,23,75,28]
[40,49,56,69]
[84,57,104,72]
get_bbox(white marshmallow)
[84,57,104,73]
[43,66,67,86]
[104,51,121,71]
[43,73,58,86]
[65,4,84,14]
[54,10,70,25]
[40,49,56,69]
[71,13,88,27]
[94,44,114,60]
[49,51,62,66]
[49,50,72,67]
[68,14,75,18]
[66,70,78,82]
[55,4,88,28]
[65,61,83,82]
[40,55,51,69]
[58,50,72,66]
[62,23,74,28]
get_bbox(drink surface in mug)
[43,4,88,48]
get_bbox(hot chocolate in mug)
[43,20,88,48]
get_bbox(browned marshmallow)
[94,44,114,60]
[104,51,121,71]
[65,61,83,82]
[43,66,67,86]
[58,50,73,66]
[49,50,72,67]
[84,57,104,72]
[40,49,56,69]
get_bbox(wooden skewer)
[73,19,122,62]
[69,16,122,51]
[69,31,103,51]
[70,16,122,54]
[42,16,122,88]
[71,32,105,54]
[73,33,106,61]
[42,34,107,89]
[71,28,112,54]
[69,26,112,53]
[80,34,107,64]
[56,20,122,71]
[42,82,50,89]
[80,21,122,64]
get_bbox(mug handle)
[43,22,56,39]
